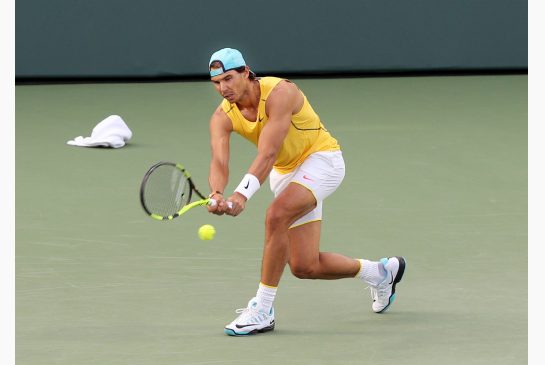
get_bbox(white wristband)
[234,173,261,200]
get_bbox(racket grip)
[208,199,233,209]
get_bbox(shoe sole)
[375,256,406,313]
[224,323,275,336]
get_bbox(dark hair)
[210,61,256,80]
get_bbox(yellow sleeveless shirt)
[220,77,340,174]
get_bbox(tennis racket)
[139,161,230,221]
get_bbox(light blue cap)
[209,48,247,77]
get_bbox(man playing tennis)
[206,48,406,336]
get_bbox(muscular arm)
[208,105,232,212]
[248,81,303,183]
[226,81,303,215]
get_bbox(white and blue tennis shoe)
[224,297,275,336]
[371,256,406,313]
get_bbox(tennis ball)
[198,224,216,240]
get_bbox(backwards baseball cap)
[209,48,249,77]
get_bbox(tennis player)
[206,48,406,336]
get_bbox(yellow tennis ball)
[198,224,216,240]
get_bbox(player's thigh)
[267,182,317,225]
[288,220,321,268]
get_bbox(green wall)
[16,0,527,79]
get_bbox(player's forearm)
[248,151,277,184]
[246,115,288,183]
[209,159,229,194]
[231,152,273,202]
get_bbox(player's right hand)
[208,193,228,215]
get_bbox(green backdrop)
[16,0,527,79]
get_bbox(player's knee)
[265,205,291,229]
[289,262,317,279]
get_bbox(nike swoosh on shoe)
[235,323,259,329]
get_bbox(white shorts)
[269,151,345,228]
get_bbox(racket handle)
[208,199,233,209]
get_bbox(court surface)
[16,75,527,365]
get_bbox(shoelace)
[234,307,262,323]
[367,283,388,302]
[365,285,377,302]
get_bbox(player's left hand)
[226,192,247,216]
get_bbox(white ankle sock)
[356,259,387,286]
[256,282,277,313]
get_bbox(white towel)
[67,115,133,148]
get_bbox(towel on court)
[67,115,133,148]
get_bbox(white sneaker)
[371,257,406,313]
[224,297,275,336]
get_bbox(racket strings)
[142,165,191,217]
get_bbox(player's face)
[210,70,247,103]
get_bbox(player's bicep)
[256,121,289,161]
[257,85,299,156]
[209,106,232,162]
